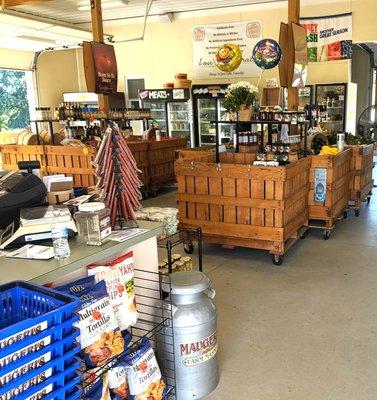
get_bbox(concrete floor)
[143,185,377,400]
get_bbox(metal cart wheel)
[272,254,283,266]
[367,196,371,205]
[354,208,360,217]
[323,229,331,240]
[343,210,348,219]
[184,243,195,254]
[151,190,158,198]
[300,230,308,239]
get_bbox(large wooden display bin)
[348,144,374,216]
[0,145,46,174]
[127,141,150,193]
[149,138,187,194]
[176,153,310,265]
[308,149,352,239]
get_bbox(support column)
[287,0,300,111]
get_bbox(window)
[125,76,145,109]
[0,69,35,130]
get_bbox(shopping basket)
[0,281,79,348]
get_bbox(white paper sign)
[192,21,263,79]
[314,168,327,203]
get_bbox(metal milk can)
[164,271,219,400]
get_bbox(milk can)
[163,271,219,400]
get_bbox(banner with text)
[300,13,352,62]
[192,21,263,79]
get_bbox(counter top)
[1,221,162,285]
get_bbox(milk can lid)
[171,271,210,295]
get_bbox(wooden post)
[90,0,109,112]
[287,0,300,111]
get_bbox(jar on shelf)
[74,202,111,246]
[159,208,179,236]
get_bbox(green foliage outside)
[0,69,30,130]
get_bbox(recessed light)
[77,1,128,11]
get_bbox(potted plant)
[223,81,259,121]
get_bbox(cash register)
[0,162,77,249]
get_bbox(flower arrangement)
[222,81,259,112]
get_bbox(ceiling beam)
[2,0,52,7]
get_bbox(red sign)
[83,41,118,95]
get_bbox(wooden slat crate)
[127,141,150,193]
[149,138,187,191]
[348,144,374,214]
[308,149,352,235]
[176,148,215,161]
[0,145,46,174]
[44,146,96,188]
[176,153,309,264]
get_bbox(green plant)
[223,81,259,112]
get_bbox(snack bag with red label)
[125,338,166,400]
[108,363,130,399]
[87,252,138,332]
[75,280,125,368]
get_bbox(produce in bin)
[94,124,142,228]
[87,251,138,332]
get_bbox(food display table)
[0,221,162,285]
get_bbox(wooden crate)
[127,141,150,193]
[308,149,352,234]
[0,145,46,174]
[348,144,374,213]
[44,146,96,188]
[176,153,309,264]
[149,138,187,191]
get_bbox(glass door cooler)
[168,102,191,141]
[192,84,229,147]
[298,86,314,111]
[315,83,347,133]
[147,102,168,134]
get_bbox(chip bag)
[75,280,125,368]
[54,275,95,294]
[125,338,166,400]
[84,373,111,400]
[108,363,130,399]
[87,252,138,331]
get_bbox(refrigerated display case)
[192,85,233,147]
[315,83,347,133]
[139,89,193,146]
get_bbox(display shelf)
[0,221,163,285]
[82,267,177,399]
[158,227,203,273]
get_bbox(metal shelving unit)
[81,267,177,399]
[158,228,203,274]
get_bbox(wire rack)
[81,267,176,399]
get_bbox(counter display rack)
[81,267,177,399]
[210,117,310,163]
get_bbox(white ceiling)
[7,0,284,25]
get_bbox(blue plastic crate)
[0,316,78,366]
[0,345,80,398]
[0,281,79,348]
[0,329,79,389]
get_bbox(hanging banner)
[83,41,118,95]
[192,21,263,79]
[300,13,352,62]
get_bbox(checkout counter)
[0,221,163,285]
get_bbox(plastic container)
[159,208,179,236]
[0,281,79,346]
[51,222,71,259]
[74,202,111,246]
